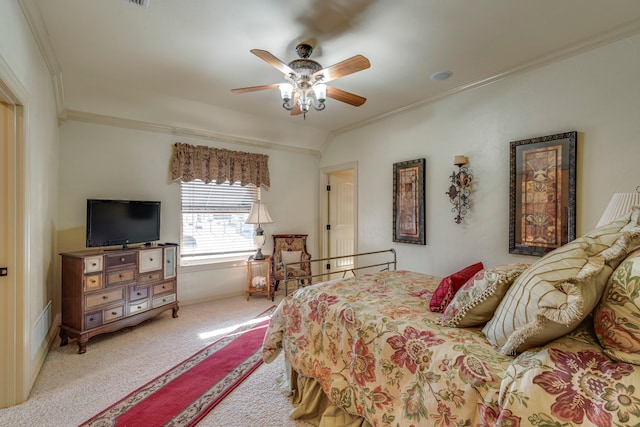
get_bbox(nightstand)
[246,255,273,301]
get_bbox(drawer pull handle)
[149,258,153,262]
[90,279,96,284]
[91,262,97,267]
[111,311,117,315]
[102,295,108,300]
[137,292,142,296]
[162,285,166,289]
[148,275,153,279]
[89,317,94,321]
[137,306,142,309]
[119,274,123,278]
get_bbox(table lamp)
[245,200,274,260]
[596,189,640,228]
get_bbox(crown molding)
[18,0,66,120]
[18,0,640,158]
[64,110,321,157]
[327,18,640,141]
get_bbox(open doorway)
[319,162,357,281]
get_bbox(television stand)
[59,245,179,353]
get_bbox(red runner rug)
[80,306,276,427]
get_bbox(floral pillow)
[483,206,640,355]
[594,249,640,365]
[440,263,530,328]
[429,262,483,313]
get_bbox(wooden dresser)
[59,245,179,353]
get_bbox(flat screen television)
[86,199,161,248]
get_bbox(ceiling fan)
[231,43,370,118]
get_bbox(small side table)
[246,255,273,301]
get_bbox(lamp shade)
[596,192,640,227]
[453,155,467,166]
[245,201,274,225]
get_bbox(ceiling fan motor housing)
[288,59,322,84]
[289,43,323,86]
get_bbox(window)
[180,180,259,262]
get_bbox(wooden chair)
[271,234,312,296]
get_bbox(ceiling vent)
[128,0,149,8]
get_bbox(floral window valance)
[171,142,270,188]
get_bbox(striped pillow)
[483,206,640,355]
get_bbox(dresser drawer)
[139,248,163,273]
[84,311,102,329]
[105,252,137,269]
[164,246,177,278]
[103,305,125,323]
[129,299,149,315]
[85,287,125,310]
[128,285,149,301]
[138,271,162,284]
[153,280,175,296]
[84,273,102,291]
[84,256,103,273]
[152,293,176,308]
[106,269,136,286]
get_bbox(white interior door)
[0,99,17,407]
[325,168,355,280]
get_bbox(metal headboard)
[282,248,397,297]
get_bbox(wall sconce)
[446,155,473,224]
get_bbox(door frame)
[319,161,358,275]
[0,57,28,407]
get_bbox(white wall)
[321,33,640,277]
[57,121,319,303]
[0,0,60,404]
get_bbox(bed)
[263,208,640,426]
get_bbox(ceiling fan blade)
[250,49,295,75]
[313,54,370,83]
[231,84,279,94]
[327,86,366,106]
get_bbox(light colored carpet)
[0,295,313,427]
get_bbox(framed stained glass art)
[393,158,426,245]
[509,131,577,256]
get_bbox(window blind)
[180,180,259,258]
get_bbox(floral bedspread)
[262,270,640,427]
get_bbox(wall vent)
[32,301,52,358]
[128,0,149,8]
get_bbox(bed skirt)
[289,367,372,427]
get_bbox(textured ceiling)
[22,0,640,150]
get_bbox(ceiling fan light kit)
[232,43,370,118]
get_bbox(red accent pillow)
[429,262,484,312]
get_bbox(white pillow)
[281,250,302,266]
